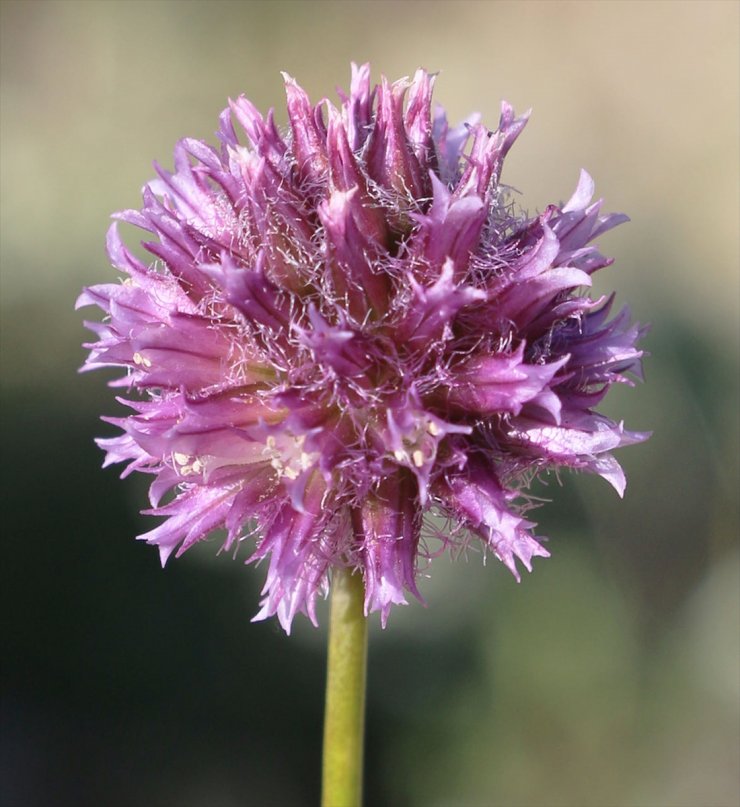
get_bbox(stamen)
[173,452,204,476]
[133,351,152,368]
[263,432,318,481]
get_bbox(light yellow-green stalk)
[322,566,368,807]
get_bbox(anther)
[133,352,152,368]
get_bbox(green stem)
[321,566,368,807]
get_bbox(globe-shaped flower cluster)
[78,65,647,632]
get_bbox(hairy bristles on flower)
[78,64,648,632]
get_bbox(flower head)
[78,65,648,632]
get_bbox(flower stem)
[322,566,368,807]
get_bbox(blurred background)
[1,1,738,805]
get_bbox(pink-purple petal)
[79,64,648,631]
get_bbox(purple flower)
[78,65,648,632]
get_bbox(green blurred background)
[1,1,738,805]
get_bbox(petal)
[437,459,548,581]
[352,471,423,626]
[250,474,331,632]
[447,343,568,416]
[395,258,485,347]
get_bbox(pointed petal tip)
[562,169,596,213]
